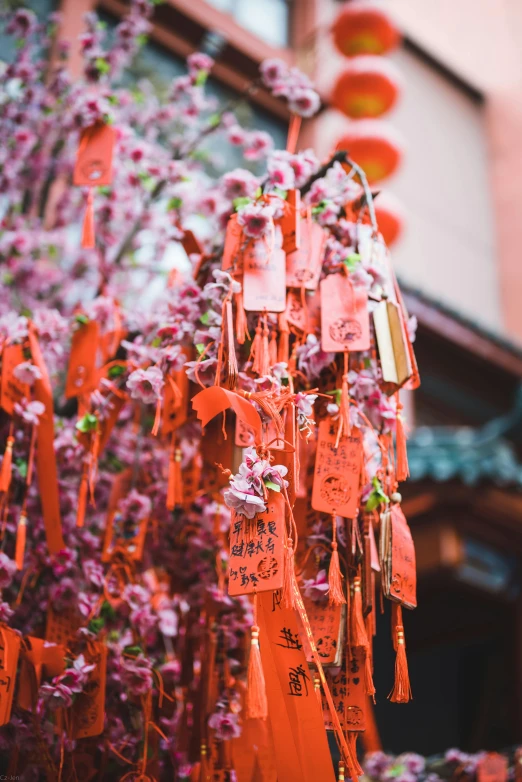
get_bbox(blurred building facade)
[9,0,522,755]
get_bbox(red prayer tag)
[322,649,367,732]
[102,504,149,563]
[280,189,301,255]
[222,213,243,271]
[0,625,21,726]
[46,605,82,645]
[286,220,325,290]
[0,343,28,416]
[312,419,363,518]
[74,121,116,187]
[242,241,286,313]
[65,320,100,399]
[477,754,509,782]
[162,368,189,436]
[228,492,285,596]
[303,597,344,666]
[71,642,107,739]
[235,416,255,448]
[320,273,370,353]
[380,504,417,609]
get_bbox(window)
[205,0,291,48]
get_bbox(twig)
[300,149,378,234]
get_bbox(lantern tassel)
[235,290,250,346]
[395,395,409,482]
[0,435,14,494]
[278,311,290,364]
[246,623,268,719]
[350,575,369,649]
[249,321,263,375]
[15,512,27,570]
[269,330,278,367]
[389,604,412,703]
[76,469,88,528]
[167,439,183,510]
[81,188,95,249]
[328,518,346,605]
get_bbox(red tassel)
[0,436,14,494]
[278,311,290,364]
[389,604,412,703]
[225,299,238,390]
[350,575,369,649]
[81,188,95,249]
[151,396,162,437]
[395,394,409,482]
[328,518,346,605]
[249,321,263,375]
[246,622,268,719]
[282,536,297,609]
[235,290,250,346]
[15,511,27,570]
[167,440,183,510]
[76,467,89,528]
[365,649,376,701]
[269,330,278,367]
[260,319,270,376]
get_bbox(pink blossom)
[267,160,295,191]
[288,87,321,118]
[14,399,45,426]
[260,58,289,88]
[56,655,95,693]
[237,203,275,239]
[243,131,273,161]
[158,608,178,637]
[227,125,247,146]
[120,655,154,696]
[40,682,74,710]
[208,710,241,740]
[187,52,214,77]
[0,553,16,589]
[126,365,164,404]
[13,361,42,385]
[221,169,259,201]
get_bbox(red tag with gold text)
[228,492,285,596]
[65,320,100,399]
[102,503,149,563]
[46,606,82,645]
[222,214,243,271]
[243,240,286,313]
[234,416,255,448]
[312,419,362,518]
[477,754,508,782]
[285,289,321,334]
[320,274,370,353]
[74,121,116,187]
[286,220,325,290]
[0,343,28,416]
[280,189,301,255]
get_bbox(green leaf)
[343,253,361,272]
[136,33,148,47]
[95,57,110,75]
[108,364,125,378]
[326,388,342,407]
[151,336,162,348]
[107,94,120,106]
[208,113,221,128]
[273,187,287,200]
[76,413,98,433]
[255,187,263,199]
[233,196,251,212]
[98,185,111,196]
[365,477,389,511]
[75,313,89,325]
[311,201,327,215]
[199,311,211,325]
[264,480,281,493]
[15,459,27,479]
[167,196,183,211]
[124,644,143,656]
[100,600,116,620]
[196,343,205,355]
[88,617,105,634]
[195,70,208,87]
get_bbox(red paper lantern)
[331,56,401,119]
[375,194,405,246]
[336,121,403,183]
[332,2,400,57]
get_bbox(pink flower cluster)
[223,446,288,519]
[260,59,321,118]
